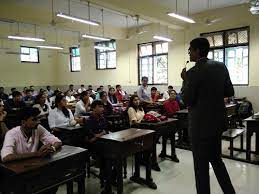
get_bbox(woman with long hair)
[127,95,145,126]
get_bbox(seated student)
[163,90,180,117]
[68,84,77,96]
[115,85,126,102]
[65,90,76,103]
[30,85,38,97]
[0,87,9,101]
[137,76,152,104]
[5,91,26,112]
[162,85,174,100]
[33,93,50,129]
[23,89,36,104]
[74,91,93,117]
[108,87,118,104]
[77,84,86,94]
[95,87,103,100]
[8,88,17,99]
[0,100,9,148]
[48,90,62,109]
[100,91,113,116]
[22,87,28,97]
[46,85,54,97]
[127,95,145,126]
[1,107,62,163]
[151,87,160,103]
[83,100,109,145]
[48,94,77,131]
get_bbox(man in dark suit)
[181,38,235,194]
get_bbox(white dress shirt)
[74,98,93,117]
[48,108,74,129]
[65,96,76,103]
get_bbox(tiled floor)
[57,139,259,194]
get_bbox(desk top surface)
[99,128,154,142]
[245,112,259,122]
[225,103,237,108]
[0,145,87,175]
[139,118,178,126]
[176,109,189,114]
[57,125,84,131]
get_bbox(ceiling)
[7,0,150,28]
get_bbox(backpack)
[238,100,253,117]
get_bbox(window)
[70,47,81,72]
[20,46,39,63]
[201,27,249,85]
[138,42,168,84]
[95,40,116,69]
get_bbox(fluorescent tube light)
[94,46,114,51]
[167,13,195,23]
[57,12,99,26]
[8,35,45,42]
[37,45,64,50]
[82,34,111,41]
[153,35,173,42]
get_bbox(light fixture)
[167,13,195,23]
[37,45,63,50]
[168,0,195,23]
[8,35,45,42]
[153,35,173,42]
[94,46,114,51]
[82,34,110,41]
[250,0,259,15]
[56,13,99,26]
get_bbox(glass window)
[95,40,116,69]
[70,47,81,72]
[202,27,249,85]
[138,42,168,84]
[20,46,39,63]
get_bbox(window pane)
[156,44,162,54]
[107,51,116,68]
[208,51,213,60]
[206,36,214,47]
[140,44,152,56]
[140,57,153,84]
[214,35,223,47]
[154,55,168,84]
[227,32,238,45]
[225,46,248,85]
[71,57,81,71]
[20,47,39,63]
[238,30,248,44]
[99,53,107,69]
[214,49,224,62]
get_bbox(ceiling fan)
[204,18,222,25]
[126,15,148,40]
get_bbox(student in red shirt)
[115,85,126,102]
[163,90,180,117]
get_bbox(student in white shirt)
[74,91,93,117]
[77,84,86,94]
[68,84,77,96]
[65,90,76,103]
[48,94,77,131]
[33,93,50,129]
[163,85,174,100]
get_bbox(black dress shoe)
[158,152,166,158]
[171,155,180,163]
[152,164,161,171]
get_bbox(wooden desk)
[97,128,157,194]
[56,125,84,146]
[136,118,178,170]
[225,103,237,117]
[245,114,259,163]
[0,145,88,194]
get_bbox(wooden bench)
[222,128,245,157]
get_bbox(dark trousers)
[191,135,235,194]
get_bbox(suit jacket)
[181,58,234,140]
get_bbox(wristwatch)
[51,145,56,152]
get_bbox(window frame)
[69,47,81,72]
[137,41,168,85]
[20,46,40,63]
[95,40,117,70]
[201,26,250,86]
